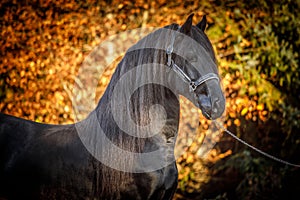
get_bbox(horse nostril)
[213,99,221,114]
[213,107,218,114]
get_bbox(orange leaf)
[241,107,248,116]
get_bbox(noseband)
[166,26,219,93]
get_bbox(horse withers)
[0,14,225,200]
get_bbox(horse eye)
[190,56,197,62]
[176,35,183,41]
[186,54,197,63]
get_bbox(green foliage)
[205,0,300,199]
[212,0,300,133]
[221,150,285,199]
[242,5,299,97]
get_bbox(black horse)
[0,14,225,200]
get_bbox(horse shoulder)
[0,113,95,199]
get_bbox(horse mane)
[89,24,180,199]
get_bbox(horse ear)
[180,13,194,34]
[196,15,207,31]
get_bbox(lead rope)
[208,115,300,168]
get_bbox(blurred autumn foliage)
[1,0,300,199]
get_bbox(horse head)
[166,14,225,119]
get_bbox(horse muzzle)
[197,81,225,120]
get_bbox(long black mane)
[87,24,181,198]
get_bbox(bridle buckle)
[189,82,197,92]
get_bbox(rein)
[166,26,219,93]
[212,119,300,168]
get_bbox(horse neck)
[95,48,180,144]
[77,48,180,197]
